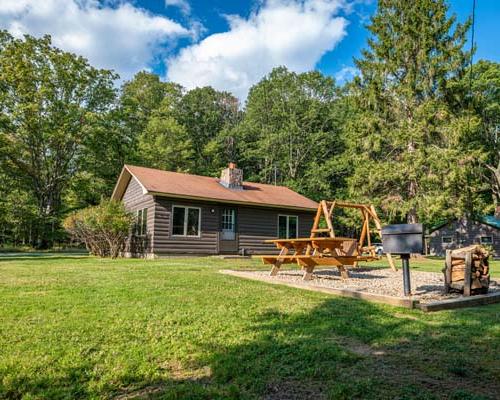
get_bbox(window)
[221,209,235,231]
[136,208,148,236]
[278,215,298,239]
[172,206,200,237]
[221,208,236,240]
[480,236,493,245]
[442,236,453,244]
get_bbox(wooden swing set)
[262,201,396,280]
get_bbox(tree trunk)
[407,140,418,224]
[486,160,500,217]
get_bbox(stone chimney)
[220,162,243,189]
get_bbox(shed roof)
[428,215,500,233]
[479,215,500,230]
[111,165,318,211]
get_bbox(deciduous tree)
[0,32,117,247]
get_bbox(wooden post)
[270,246,288,276]
[366,215,372,248]
[368,204,397,271]
[338,265,349,280]
[321,200,335,237]
[386,254,397,272]
[303,267,314,281]
[444,250,451,293]
[359,212,368,250]
[310,203,323,238]
[464,251,472,297]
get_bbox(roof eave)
[111,165,149,201]
[111,167,130,201]
[147,191,317,212]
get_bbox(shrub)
[63,200,133,258]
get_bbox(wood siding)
[428,218,500,256]
[151,196,315,255]
[153,197,219,255]
[121,176,155,254]
[237,206,314,254]
[120,180,316,255]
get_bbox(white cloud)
[165,0,191,16]
[0,0,191,81]
[334,66,360,84]
[166,0,348,101]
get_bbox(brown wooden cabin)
[111,163,317,257]
[427,216,500,257]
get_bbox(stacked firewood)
[444,245,490,296]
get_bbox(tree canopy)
[345,0,472,224]
[0,0,498,248]
[0,32,117,247]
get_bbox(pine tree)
[346,0,471,224]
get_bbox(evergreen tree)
[460,61,500,215]
[346,0,471,224]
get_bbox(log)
[445,245,490,295]
[471,278,483,290]
[451,270,465,281]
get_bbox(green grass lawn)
[0,255,499,400]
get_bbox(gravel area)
[250,267,500,303]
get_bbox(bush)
[63,200,133,258]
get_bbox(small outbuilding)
[427,216,500,257]
[111,163,317,257]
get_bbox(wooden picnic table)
[262,237,377,280]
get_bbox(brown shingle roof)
[112,165,317,211]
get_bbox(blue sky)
[0,0,498,100]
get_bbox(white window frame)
[278,214,299,239]
[480,236,493,245]
[441,236,453,244]
[172,205,201,237]
[135,208,148,236]
[221,208,236,232]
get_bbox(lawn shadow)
[191,296,500,400]
[414,284,446,293]
[0,252,89,261]
[313,269,386,280]
[2,364,97,399]
[3,289,498,399]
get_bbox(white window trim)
[136,208,148,236]
[480,236,493,244]
[172,205,202,237]
[441,236,453,244]
[278,214,299,239]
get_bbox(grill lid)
[381,223,423,235]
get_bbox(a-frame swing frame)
[309,200,397,271]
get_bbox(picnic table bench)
[261,237,377,280]
[260,200,396,280]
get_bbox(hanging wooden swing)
[262,200,396,280]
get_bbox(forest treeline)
[0,0,498,248]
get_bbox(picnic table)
[261,237,377,280]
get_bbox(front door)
[219,208,238,253]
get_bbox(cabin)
[111,163,317,257]
[427,216,500,257]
